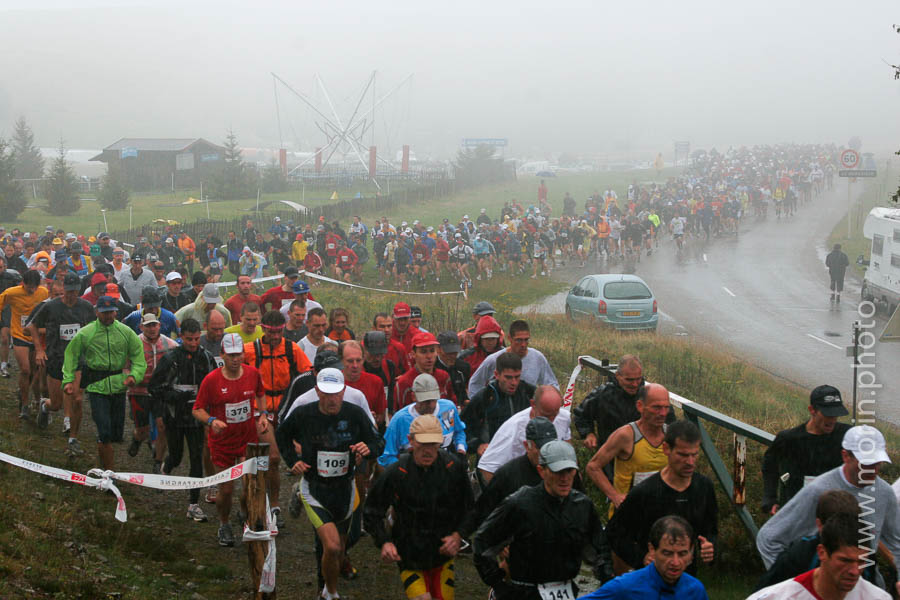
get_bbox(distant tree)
[209,129,255,200]
[453,145,507,189]
[11,116,44,180]
[0,137,27,220]
[261,158,288,193]
[98,166,130,210]
[44,140,80,216]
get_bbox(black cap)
[810,385,848,417]
[362,331,388,355]
[437,331,461,353]
[96,296,118,312]
[141,285,162,307]
[70,241,83,252]
[131,252,144,261]
[525,416,558,448]
[63,273,81,291]
[283,266,299,278]
[410,305,422,318]
[313,349,342,372]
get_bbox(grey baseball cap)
[437,331,460,353]
[473,301,496,316]
[539,440,578,472]
[363,331,388,355]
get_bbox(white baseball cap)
[842,425,891,465]
[165,271,183,282]
[221,333,244,355]
[317,368,345,394]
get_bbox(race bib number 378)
[224,399,251,424]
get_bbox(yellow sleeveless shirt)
[609,422,667,517]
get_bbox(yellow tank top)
[609,422,667,517]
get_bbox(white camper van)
[861,206,900,313]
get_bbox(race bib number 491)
[59,323,81,341]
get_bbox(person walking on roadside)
[825,243,849,304]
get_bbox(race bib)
[341,255,349,263]
[214,357,225,368]
[327,243,335,250]
[59,323,81,341]
[632,471,658,487]
[537,581,574,600]
[224,399,251,424]
[20,315,28,328]
[317,451,350,478]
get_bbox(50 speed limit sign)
[840,149,860,169]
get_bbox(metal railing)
[577,356,775,540]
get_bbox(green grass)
[7,166,679,240]
[828,163,900,277]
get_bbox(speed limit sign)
[840,149,859,169]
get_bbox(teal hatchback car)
[565,274,658,331]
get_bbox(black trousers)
[164,425,204,504]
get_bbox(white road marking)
[722,286,736,297]
[806,333,842,350]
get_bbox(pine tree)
[98,165,130,210]
[45,140,80,216]
[0,137,27,220]
[11,116,44,180]
[261,157,288,193]
[210,129,254,200]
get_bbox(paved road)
[532,185,900,424]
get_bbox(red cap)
[393,302,411,318]
[104,282,120,300]
[91,273,108,286]
[411,331,439,348]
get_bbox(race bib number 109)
[317,451,350,478]
[224,400,251,424]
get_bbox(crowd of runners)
[3,142,897,599]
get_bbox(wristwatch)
[207,416,216,426]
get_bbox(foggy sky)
[1,0,898,159]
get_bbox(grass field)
[5,167,679,240]
[828,163,899,278]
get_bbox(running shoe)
[217,523,235,547]
[19,403,31,420]
[66,438,85,456]
[187,504,208,522]
[0,364,9,378]
[289,482,302,518]
[205,487,218,504]
[272,506,285,529]
[37,400,50,429]
[62,416,71,435]
[127,438,141,457]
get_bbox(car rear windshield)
[604,281,652,300]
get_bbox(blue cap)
[54,250,68,260]
[96,296,118,312]
[292,280,310,294]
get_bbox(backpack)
[253,337,299,383]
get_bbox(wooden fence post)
[243,442,276,599]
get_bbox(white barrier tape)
[562,356,592,408]
[303,270,466,297]
[242,494,278,593]
[214,268,466,298]
[0,450,127,522]
[99,457,259,490]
